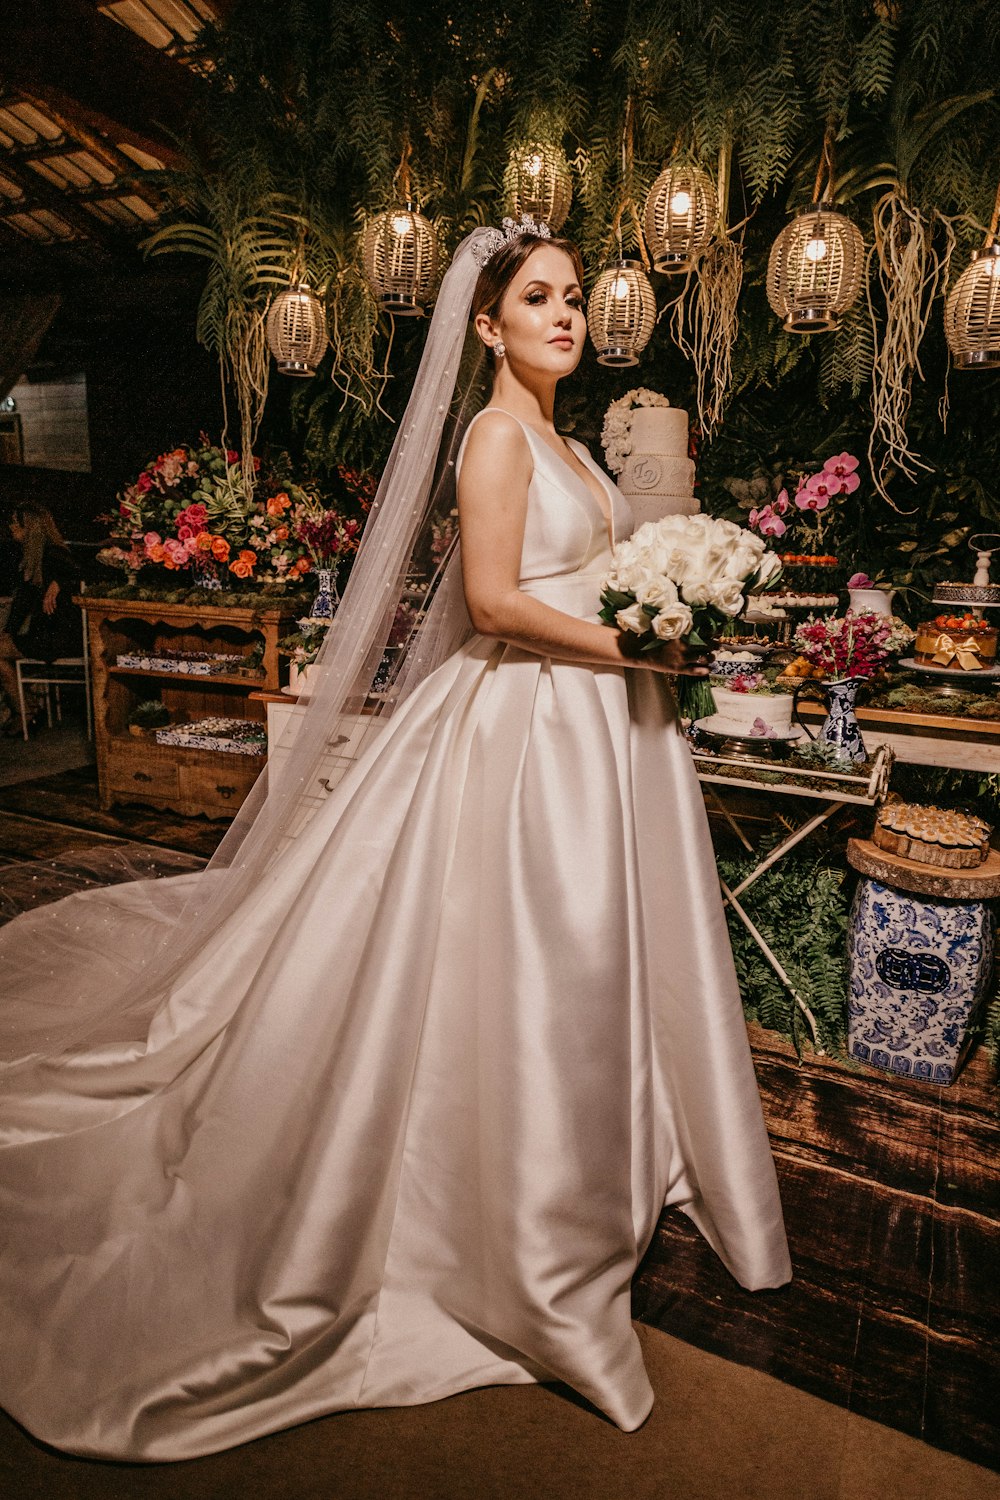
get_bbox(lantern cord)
[393,137,414,204]
[811,123,837,206]
[986,179,1000,247]
[602,97,650,269]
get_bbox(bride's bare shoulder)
[460,408,532,483]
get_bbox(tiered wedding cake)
[602,391,697,528]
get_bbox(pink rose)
[143,531,162,553]
[136,472,153,493]
[177,524,195,542]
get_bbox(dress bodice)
[456,408,632,617]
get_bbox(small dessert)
[776,655,825,680]
[873,800,992,868]
[913,613,998,670]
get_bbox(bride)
[0,222,790,1461]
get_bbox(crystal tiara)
[472,216,552,270]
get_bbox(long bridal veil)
[0,229,494,1077]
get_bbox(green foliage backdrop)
[153,0,1000,593]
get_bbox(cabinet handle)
[134,771,153,783]
[318,777,335,793]
[215,784,236,799]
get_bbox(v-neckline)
[486,410,617,553]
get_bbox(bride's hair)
[472,233,585,357]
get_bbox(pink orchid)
[796,473,833,511]
[749,503,788,537]
[773,488,790,515]
[823,452,861,495]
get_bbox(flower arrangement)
[99,440,365,591]
[794,610,915,680]
[748,452,860,554]
[600,512,782,718]
[600,388,673,476]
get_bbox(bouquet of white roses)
[599,513,783,719]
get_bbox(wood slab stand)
[847,837,1000,899]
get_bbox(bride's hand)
[645,639,713,677]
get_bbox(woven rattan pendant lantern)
[505,140,572,231]
[767,203,865,333]
[266,282,328,376]
[588,260,656,366]
[643,160,716,273]
[944,186,1000,370]
[362,203,439,317]
[945,244,1000,368]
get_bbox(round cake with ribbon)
[913,614,999,671]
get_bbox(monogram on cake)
[601,389,697,527]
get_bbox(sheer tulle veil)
[0,227,496,1073]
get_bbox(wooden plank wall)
[633,1024,1000,1471]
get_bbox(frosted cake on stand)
[601,390,697,526]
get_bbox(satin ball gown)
[0,408,790,1460]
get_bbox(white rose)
[754,551,783,586]
[651,602,694,640]
[635,574,678,609]
[616,602,651,635]
[723,542,764,582]
[704,579,746,616]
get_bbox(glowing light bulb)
[523,152,543,177]
[804,236,828,263]
[982,256,1000,278]
[670,190,692,215]
[612,276,630,301]
[391,213,412,237]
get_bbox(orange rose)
[147,543,166,563]
[228,549,257,579]
[292,556,311,575]
[195,531,215,552]
[274,525,289,540]
[266,492,291,517]
[211,536,231,561]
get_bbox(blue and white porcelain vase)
[792,676,866,762]
[847,878,994,1084]
[309,567,337,620]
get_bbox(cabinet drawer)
[107,757,180,798]
[178,761,262,816]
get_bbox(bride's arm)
[458,412,707,675]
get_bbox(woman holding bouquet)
[0,225,790,1461]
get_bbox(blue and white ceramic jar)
[847,878,994,1084]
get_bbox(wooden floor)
[2,760,997,1475]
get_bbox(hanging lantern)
[265,282,328,376]
[944,244,1000,369]
[643,160,716,273]
[587,260,656,366]
[766,203,865,333]
[362,203,439,317]
[504,140,572,231]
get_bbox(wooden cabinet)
[79,595,298,819]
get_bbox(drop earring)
[494,340,506,359]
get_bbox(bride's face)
[482,245,586,376]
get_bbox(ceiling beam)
[0,154,115,249]
[1,0,201,163]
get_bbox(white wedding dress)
[0,411,790,1460]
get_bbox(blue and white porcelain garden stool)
[846,838,1000,1084]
